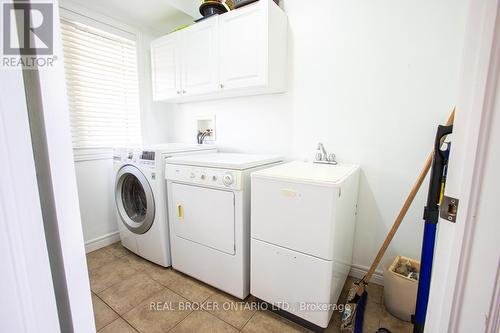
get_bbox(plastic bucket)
[383,256,420,321]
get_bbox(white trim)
[487,262,500,333]
[349,264,384,287]
[0,65,60,333]
[27,3,96,331]
[84,231,121,253]
[424,1,500,331]
[447,3,500,332]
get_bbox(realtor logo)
[1,1,56,68]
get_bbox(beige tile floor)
[88,243,412,333]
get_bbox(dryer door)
[170,183,235,255]
[115,165,155,234]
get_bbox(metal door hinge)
[440,195,459,223]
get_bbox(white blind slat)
[61,18,142,148]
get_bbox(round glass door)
[115,165,155,234]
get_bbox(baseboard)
[85,231,120,253]
[349,264,385,286]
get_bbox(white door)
[219,3,267,90]
[181,16,220,96]
[171,183,235,255]
[425,1,500,332]
[1,3,95,332]
[1,66,61,333]
[151,34,181,100]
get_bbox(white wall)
[139,34,173,145]
[167,0,468,278]
[73,153,118,250]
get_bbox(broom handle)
[360,109,456,288]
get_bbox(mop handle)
[358,109,456,291]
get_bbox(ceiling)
[66,0,200,35]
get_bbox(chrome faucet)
[315,143,337,165]
[197,129,213,144]
[317,143,327,161]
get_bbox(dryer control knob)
[223,173,234,186]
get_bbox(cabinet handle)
[176,204,184,219]
[220,84,224,89]
[176,91,181,94]
[182,90,187,94]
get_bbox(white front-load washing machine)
[113,144,216,267]
[165,153,282,298]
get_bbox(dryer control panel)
[166,164,243,191]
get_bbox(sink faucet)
[317,143,327,161]
[315,143,337,165]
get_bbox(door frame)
[0,1,95,332]
[448,2,500,330]
[426,0,500,331]
[0,68,61,333]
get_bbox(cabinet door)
[219,3,267,90]
[181,16,219,96]
[151,34,181,100]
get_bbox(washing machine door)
[115,165,155,234]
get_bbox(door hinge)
[440,195,459,223]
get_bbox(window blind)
[60,18,141,148]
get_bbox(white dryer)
[113,144,216,267]
[165,153,282,298]
[250,161,360,329]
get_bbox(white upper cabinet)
[151,33,181,100]
[181,16,220,96]
[219,3,266,90]
[151,0,287,103]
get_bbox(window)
[60,18,141,148]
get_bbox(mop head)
[341,282,368,333]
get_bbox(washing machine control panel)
[166,165,242,190]
[113,148,157,167]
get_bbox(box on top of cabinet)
[151,0,287,103]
